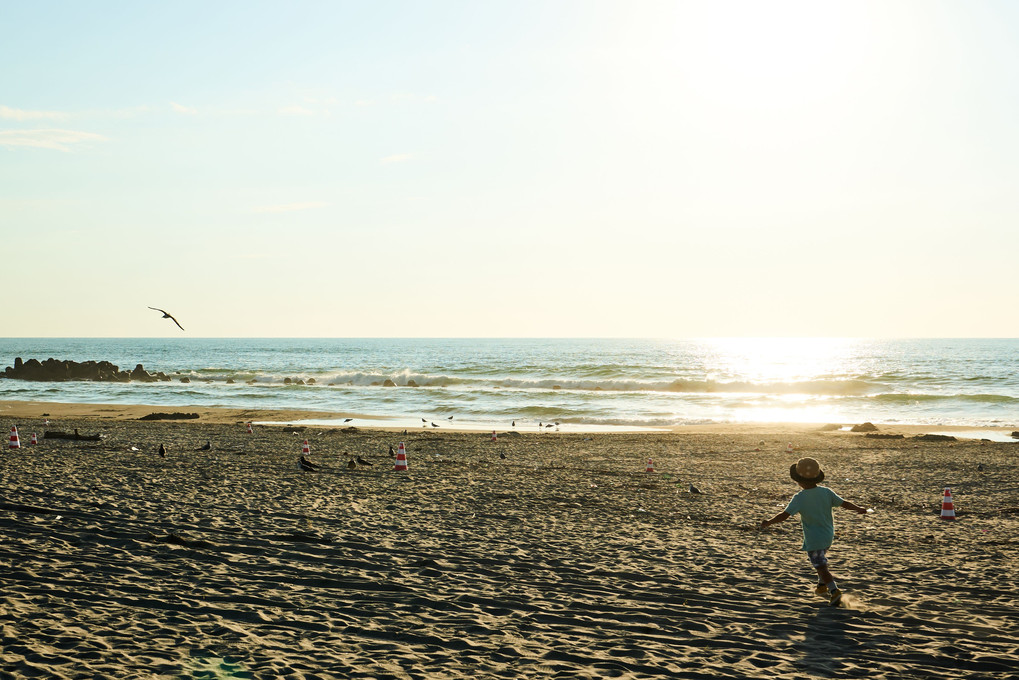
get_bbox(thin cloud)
[278,105,315,116]
[0,128,107,152]
[252,201,329,214]
[171,102,197,115]
[380,153,414,165]
[0,105,70,121]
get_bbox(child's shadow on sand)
[797,600,866,676]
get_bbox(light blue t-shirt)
[784,486,845,552]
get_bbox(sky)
[2,0,1018,338]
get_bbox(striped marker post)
[393,442,408,471]
[940,488,956,520]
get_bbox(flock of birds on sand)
[144,306,698,484]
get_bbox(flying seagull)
[148,307,185,331]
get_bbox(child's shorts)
[806,549,829,568]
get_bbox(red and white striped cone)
[393,442,408,471]
[9,426,20,449]
[940,488,956,520]
[645,458,654,473]
[491,430,497,442]
[30,433,38,445]
[786,442,794,453]
[302,440,310,456]
[246,422,253,434]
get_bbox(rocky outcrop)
[851,422,879,432]
[3,357,171,383]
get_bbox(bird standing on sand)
[448,415,453,422]
[689,483,703,494]
[347,458,357,470]
[198,440,212,451]
[299,455,320,471]
[356,455,373,466]
[148,307,185,331]
[343,418,353,423]
[389,445,396,457]
[499,452,506,460]
[431,422,439,428]
[158,443,166,457]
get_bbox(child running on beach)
[760,457,868,606]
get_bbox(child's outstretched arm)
[841,500,868,515]
[760,511,790,529]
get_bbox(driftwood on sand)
[43,429,103,441]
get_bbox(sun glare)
[703,337,858,385]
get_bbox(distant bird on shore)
[356,455,373,466]
[978,463,985,472]
[198,440,212,451]
[689,483,702,494]
[499,452,506,460]
[512,420,515,427]
[347,458,357,470]
[389,445,395,457]
[431,422,439,428]
[343,418,353,423]
[158,443,166,457]
[299,455,320,472]
[448,415,453,421]
[148,307,185,331]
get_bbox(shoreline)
[1,398,1016,439]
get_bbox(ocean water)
[1,338,1017,431]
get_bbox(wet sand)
[1,401,1017,678]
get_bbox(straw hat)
[790,457,825,484]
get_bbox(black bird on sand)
[431,422,439,427]
[499,452,506,460]
[148,307,185,331]
[689,483,703,494]
[356,455,373,466]
[389,445,396,457]
[158,443,166,457]
[448,415,453,421]
[198,440,212,451]
[343,418,353,423]
[347,458,357,470]
[299,455,320,472]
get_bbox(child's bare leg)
[815,565,838,591]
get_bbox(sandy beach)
[1,401,1017,679]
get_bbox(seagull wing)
[148,306,185,331]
